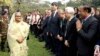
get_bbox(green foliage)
[11,2,50,15]
[67,1,81,7]
[92,0,100,7]
[67,0,100,7]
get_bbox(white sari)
[7,13,30,56]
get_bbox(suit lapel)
[83,16,92,29]
[65,17,76,35]
[67,17,76,30]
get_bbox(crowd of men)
[0,2,100,56]
[25,2,100,56]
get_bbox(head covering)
[8,12,23,31]
[9,12,23,25]
[9,13,15,25]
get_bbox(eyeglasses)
[15,16,21,17]
[59,13,65,14]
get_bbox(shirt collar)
[68,16,74,21]
[54,10,58,13]
[53,10,58,17]
[84,14,91,21]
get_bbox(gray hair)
[65,7,75,15]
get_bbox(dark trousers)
[77,53,93,56]
[33,24,38,37]
[63,45,69,56]
[46,33,56,53]
[30,25,33,33]
[1,35,7,50]
[77,49,94,56]
[63,45,77,56]
[31,24,38,37]
[77,54,92,56]
[44,34,50,48]
[1,35,9,51]
[68,46,77,56]
[45,34,55,51]
[51,35,57,53]
[55,40,64,56]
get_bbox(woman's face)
[15,12,22,22]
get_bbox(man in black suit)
[56,9,66,56]
[45,2,59,54]
[64,7,78,56]
[41,9,52,49]
[76,6,98,56]
[93,8,100,56]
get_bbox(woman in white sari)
[7,12,30,56]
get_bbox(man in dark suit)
[93,8,100,56]
[41,9,52,49]
[64,7,78,56]
[76,6,98,56]
[56,9,66,56]
[45,2,59,54]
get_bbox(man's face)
[79,8,86,18]
[45,10,51,16]
[74,8,78,14]
[15,13,22,22]
[47,11,51,16]
[51,5,57,11]
[65,11,70,19]
[58,11,65,19]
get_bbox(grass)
[0,33,54,56]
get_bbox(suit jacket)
[64,17,78,47]
[58,18,66,37]
[77,16,98,55]
[94,15,100,45]
[46,12,59,36]
[56,18,67,42]
[41,16,50,33]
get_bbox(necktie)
[51,11,55,18]
[47,17,51,24]
[82,19,85,24]
[60,20,63,28]
[64,21,70,37]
